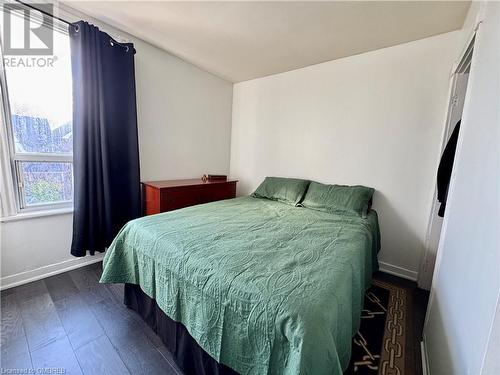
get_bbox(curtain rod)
[14,0,73,28]
[12,0,130,51]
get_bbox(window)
[1,9,73,211]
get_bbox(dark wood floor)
[1,263,429,375]
[1,262,181,375]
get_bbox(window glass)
[5,20,73,154]
[2,10,74,210]
[19,161,73,206]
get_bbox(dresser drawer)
[199,182,237,203]
[160,188,200,211]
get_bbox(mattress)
[100,196,380,374]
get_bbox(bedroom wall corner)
[230,31,461,280]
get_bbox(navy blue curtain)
[69,21,140,257]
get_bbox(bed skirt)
[124,283,238,375]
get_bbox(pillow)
[301,181,374,217]
[251,177,310,206]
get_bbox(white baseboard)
[0,254,104,290]
[421,335,430,375]
[378,261,419,281]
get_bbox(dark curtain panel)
[69,21,140,257]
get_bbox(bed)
[100,195,380,374]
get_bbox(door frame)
[417,33,476,290]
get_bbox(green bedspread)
[101,196,380,375]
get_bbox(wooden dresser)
[142,178,238,215]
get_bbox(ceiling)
[65,1,471,83]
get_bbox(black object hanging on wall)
[437,120,461,217]
[69,21,140,257]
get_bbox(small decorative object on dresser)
[201,174,228,182]
[142,178,238,216]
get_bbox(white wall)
[0,6,233,289]
[230,32,460,279]
[423,2,500,374]
[0,214,89,288]
[483,298,500,375]
[135,44,232,181]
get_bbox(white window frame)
[0,13,73,214]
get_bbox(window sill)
[0,207,73,223]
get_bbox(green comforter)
[101,196,380,375]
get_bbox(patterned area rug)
[345,280,409,375]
